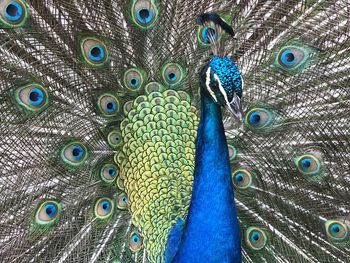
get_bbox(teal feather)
[0,0,350,262]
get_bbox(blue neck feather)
[173,91,242,262]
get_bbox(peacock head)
[199,56,243,121]
[198,13,244,122]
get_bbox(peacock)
[0,0,349,262]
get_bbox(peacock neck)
[173,92,242,262]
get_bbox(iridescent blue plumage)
[209,56,242,99]
[168,14,242,262]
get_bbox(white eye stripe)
[214,73,231,109]
[205,67,218,102]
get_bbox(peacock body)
[0,0,350,262]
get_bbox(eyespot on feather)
[228,144,237,161]
[245,227,267,250]
[80,37,108,66]
[161,63,185,86]
[325,220,349,242]
[124,68,145,91]
[0,0,28,28]
[61,142,88,167]
[245,108,274,130]
[94,197,114,220]
[198,25,218,45]
[35,200,61,226]
[129,229,143,252]
[98,94,119,117]
[100,163,118,183]
[294,154,321,176]
[117,192,128,210]
[131,0,158,29]
[232,169,252,189]
[107,130,123,149]
[15,84,49,111]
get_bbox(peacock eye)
[107,130,123,149]
[35,200,61,226]
[124,68,144,91]
[15,84,48,111]
[325,220,349,242]
[228,144,237,161]
[232,169,252,189]
[197,25,219,45]
[295,154,321,175]
[161,63,185,86]
[129,231,143,252]
[245,108,273,129]
[0,0,28,27]
[100,163,118,183]
[98,94,119,116]
[117,192,128,210]
[94,198,114,219]
[246,227,267,250]
[277,47,306,69]
[61,142,88,166]
[131,0,158,29]
[80,37,108,66]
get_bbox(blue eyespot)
[136,8,153,24]
[16,84,49,111]
[106,101,116,113]
[100,163,118,183]
[277,46,307,69]
[89,45,105,62]
[132,234,139,243]
[295,154,321,175]
[129,77,139,87]
[325,220,349,242]
[98,94,119,116]
[124,68,144,91]
[167,72,177,82]
[198,25,220,45]
[246,227,267,250]
[162,63,184,85]
[0,0,28,27]
[129,230,143,251]
[235,173,244,183]
[280,49,296,66]
[107,130,122,149]
[101,200,111,212]
[28,88,44,106]
[35,200,61,225]
[117,192,128,209]
[5,2,23,21]
[81,37,108,66]
[201,27,216,44]
[132,0,158,29]
[71,145,84,160]
[300,157,312,170]
[44,203,57,218]
[232,169,252,189]
[108,168,116,176]
[95,198,114,219]
[251,231,261,242]
[331,224,341,234]
[249,112,261,126]
[245,108,273,130]
[61,142,88,166]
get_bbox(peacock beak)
[227,93,244,124]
